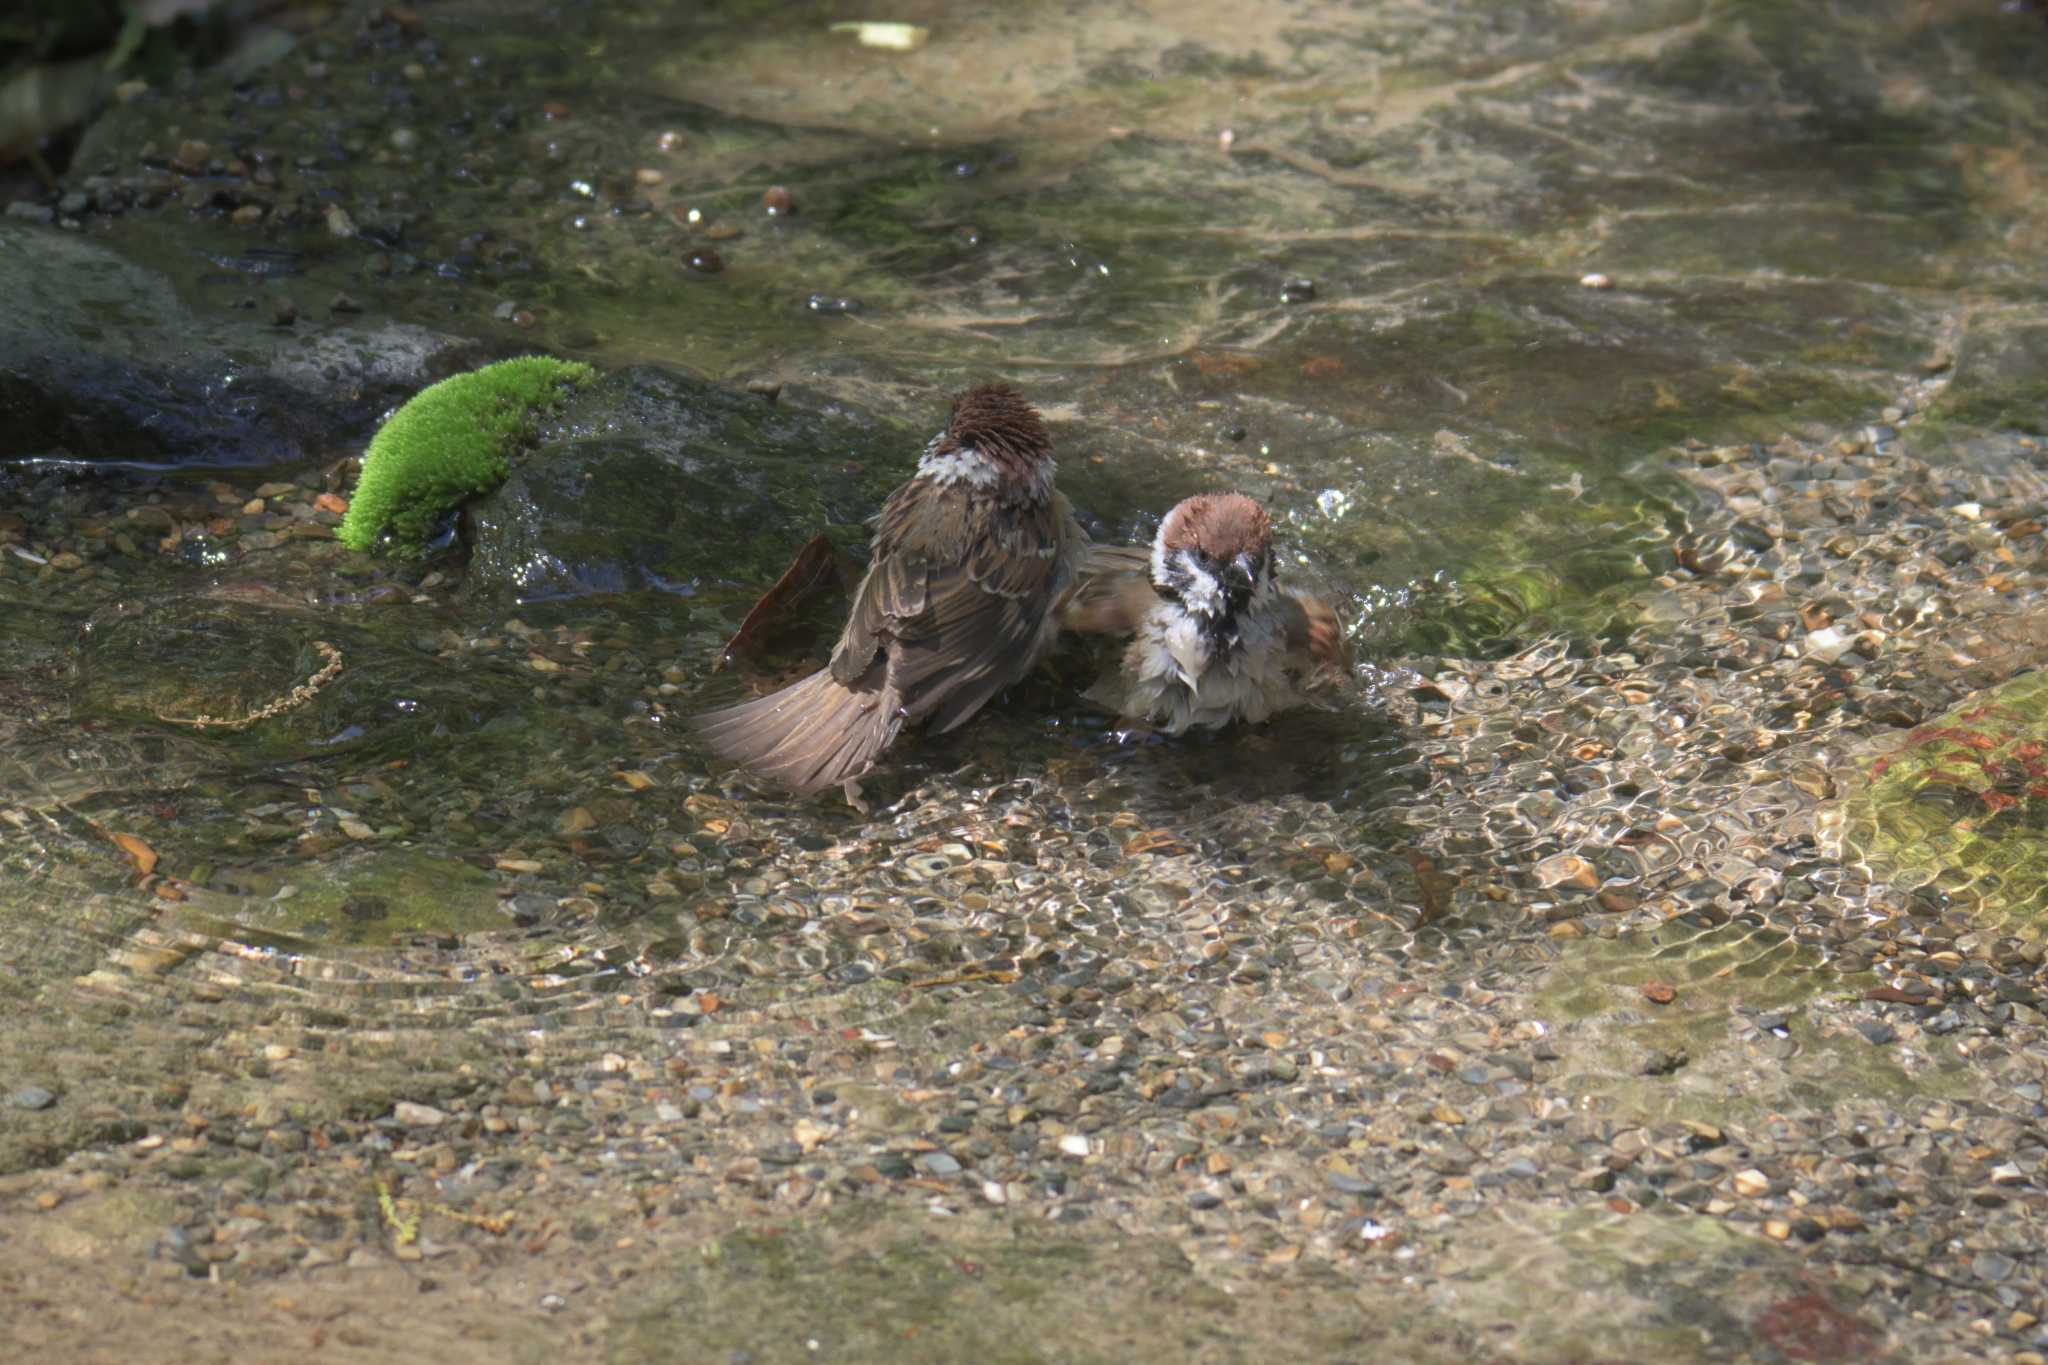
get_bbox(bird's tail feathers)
[692,669,901,796]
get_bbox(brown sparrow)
[693,384,1086,795]
[1060,492,1348,732]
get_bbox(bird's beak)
[1224,554,1257,607]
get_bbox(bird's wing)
[1057,542,1157,636]
[886,493,1080,734]
[828,477,967,686]
[1275,588,1353,685]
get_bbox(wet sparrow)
[1060,492,1348,732]
[694,384,1086,796]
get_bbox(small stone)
[1855,1019,1896,1045]
[1640,981,1676,1005]
[1280,277,1315,303]
[392,1101,449,1128]
[684,248,723,274]
[1732,1168,1771,1198]
[1579,272,1613,289]
[1535,854,1598,890]
[7,1086,56,1110]
[330,292,362,314]
[325,204,358,237]
[5,201,55,225]
[1972,1250,2016,1282]
[1803,626,1852,662]
[1763,1219,1791,1240]
[271,298,298,327]
[762,185,794,216]
[918,1152,961,1176]
[1058,1134,1090,1158]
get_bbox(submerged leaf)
[718,533,861,670]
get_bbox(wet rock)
[1927,318,2048,438]
[464,366,907,598]
[6,1085,56,1110]
[0,224,472,464]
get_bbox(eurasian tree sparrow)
[1060,492,1348,732]
[694,384,1086,795]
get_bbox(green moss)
[338,356,596,555]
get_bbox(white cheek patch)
[1173,550,1224,618]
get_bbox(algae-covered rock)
[1924,314,2048,438]
[1825,670,2048,933]
[338,355,595,555]
[464,366,910,600]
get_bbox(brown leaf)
[718,534,861,671]
[1190,351,1259,379]
[1402,849,1456,923]
[1122,829,1190,857]
[112,832,158,876]
[1863,985,1935,1005]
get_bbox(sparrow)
[693,383,1085,796]
[1059,492,1349,732]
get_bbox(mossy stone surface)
[339,356,596,556]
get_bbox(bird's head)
[1150,492,1276,625]
[915,383,1055,499]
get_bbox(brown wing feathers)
[693,384,1078,795]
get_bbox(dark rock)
[0,223,473,465]
[464,367,908,599]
